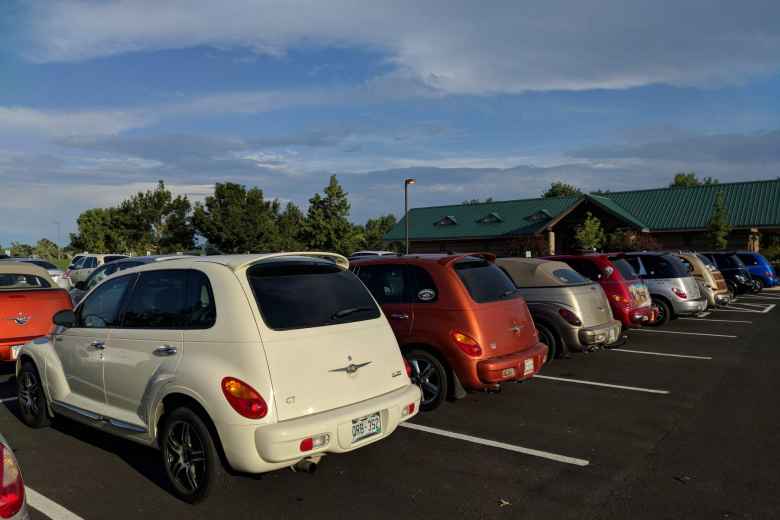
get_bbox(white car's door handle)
[90,340,105,350]
[154,345,177,356]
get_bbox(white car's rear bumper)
[218,384,421,473]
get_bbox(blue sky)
[2,0,780,245]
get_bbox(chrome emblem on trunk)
[330,355,371,374]
[8,314,30,326]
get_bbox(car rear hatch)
[679,276,703,299]
[452,257,538,354]
[245,258,409,422]
[567,283,613,327]
[0,289,68,345]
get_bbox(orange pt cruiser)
[351,254,548,411]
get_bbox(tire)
[17,361,51,429]
[649,298,671,326]
[406,349,448,412]
[535,323,559,360]
[160,407,225,503]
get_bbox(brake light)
[558,308,582,326]
[221,377,268,419]
[611,294,625,303]
[0,445,24,519]
[671,287,687,299]
[451,331,482,356]
[402,402,416,418]
[404,358,412,377]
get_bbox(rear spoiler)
[242,252,350,271]
[437,252,497,266]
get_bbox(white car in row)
[17,253,420,502]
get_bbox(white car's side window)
[78,274,135,329]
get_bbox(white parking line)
[679,317,752,324]
[739,295,780,300]
[399,422,590,467]
[611,349,712,360]
[631,329,737,339]
[533,374,670,395]
[26,487,85,520]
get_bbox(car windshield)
[247,259,380,330]
[0,274,51,289]
[736,254,759,266]
[608,257,639,280]
[715,254,744,269]
[454,257,520,303]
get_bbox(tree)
[574,212,606,251]
[302,175,360,256]
[69,207,128,253]
[33,238,60,260]
[707,191,731,249]
[670,172,719,188]
[276,202,306,251]
[543,181,582,198]
[606,229,659,251]
[362,214,397,250]
[9,242,34,257]
[462,198,494,205]
[192,182,281,253]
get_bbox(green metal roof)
[602,179,780,230]
[384,196,580,241]
[385,179,780,241]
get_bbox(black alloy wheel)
[18,362,51,428]
[648,298,671,327]
[406,349,448,412]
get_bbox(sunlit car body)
[69,255,191,305]
[63,253,128,286]
[545,254,654,328]
[497,258,622,358]
[736,251,778,290]
[624,252,707,325]
[676,252,730,307]
[0,262,72,362]
[0,433,29,519]
[351,253,547,411]
[0,258,68,289]
[16,253,419,503]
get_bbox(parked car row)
[3,247,776,505]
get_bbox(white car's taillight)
[0,444,24,519]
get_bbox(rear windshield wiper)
[331,307,374,320]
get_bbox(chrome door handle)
[154,345,177,356]
[390,313,410,320]
[90,340,105,350]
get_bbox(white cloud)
[22,0,780,93]
[0,107,150,137]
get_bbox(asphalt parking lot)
[1,291,779,519]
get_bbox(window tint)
[78,274,135,328]
[638,255,689,278]
[737,254,758,266]
[713,254,743,269]
[624,256,644,276]
[454,258,519,303]
[355,264,407,304]
[678,257,694,273]
[0,274,52,290]
[608,257,638,280]
[552,268,589,285]
[86,264,110,290]
[105,255,127,263]
[408,265,439,303]
[249,259,380,330]
[696,254,716,269]
[26,260,57,270]
[83,257,98,269]
[122,270,216,329]
[70,256,84,268]
[566,258,604,281]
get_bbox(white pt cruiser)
[16,253,420,502]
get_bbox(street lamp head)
[405,178,416,185]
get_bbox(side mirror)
[75,281,87,291]
[53,309,76,328]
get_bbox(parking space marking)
[399,422,590,467]
[26,487,85,520]
[679,317,752,324]
[739,295,780,300]
[611,349,712,360]
[533,375,670,395]
[630,329,737,339]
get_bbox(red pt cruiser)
[351,254,548,411]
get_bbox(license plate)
[501,367,516,378]
[351,412,381,443]
[523,358,534,376]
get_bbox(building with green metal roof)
[384,179,780,255]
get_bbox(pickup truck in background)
[0,262,72,362]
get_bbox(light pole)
[404,178,416,254]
